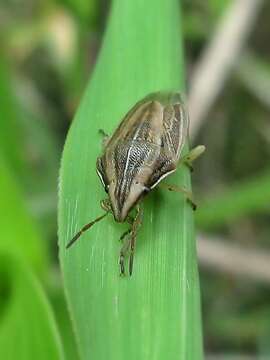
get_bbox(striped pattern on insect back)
[107,101,164,212]
[107,101,163,148]
[161,103,188,159]
[104,101,162,183]
[146,101,189,189]
[113,140,160,212]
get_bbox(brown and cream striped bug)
[66,92,205,276]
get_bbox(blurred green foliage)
[0,253,64,360]
[0,0,270,358]
[183,0,231,48]
[0,154,48,274]
[57,0,98,27]
[0,60,24,175]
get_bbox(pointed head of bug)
[97,154,152,222]
[108,178,149,222]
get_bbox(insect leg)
[100,198,112,212]
[66,211,109,249]
[119,237,131,276]
[119,228,132,242]
[180,145,205,171]
[129,205,143,276]
[160,183,197,210]
[118,214,134,242]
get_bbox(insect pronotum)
[66,91,205,276]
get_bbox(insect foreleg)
[118,206,143,276]
[66,211,109,249]
[180,145,205,171]
[160,183,197,210]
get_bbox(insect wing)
[147,93,189,189]
[105,98,163,148]
[102,96,164,189]
[161,93,189,160]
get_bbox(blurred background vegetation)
[0,0,270,358]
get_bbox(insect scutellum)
[66,91,205,276]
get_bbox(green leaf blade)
[59,1,203,359]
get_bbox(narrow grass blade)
[59,1,203,359]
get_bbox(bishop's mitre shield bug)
[66,92,205,276]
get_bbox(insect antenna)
[66,212,109,249]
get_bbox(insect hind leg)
[181,145,205,171]
[160,183,197,210]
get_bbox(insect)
[66,92,205,276]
